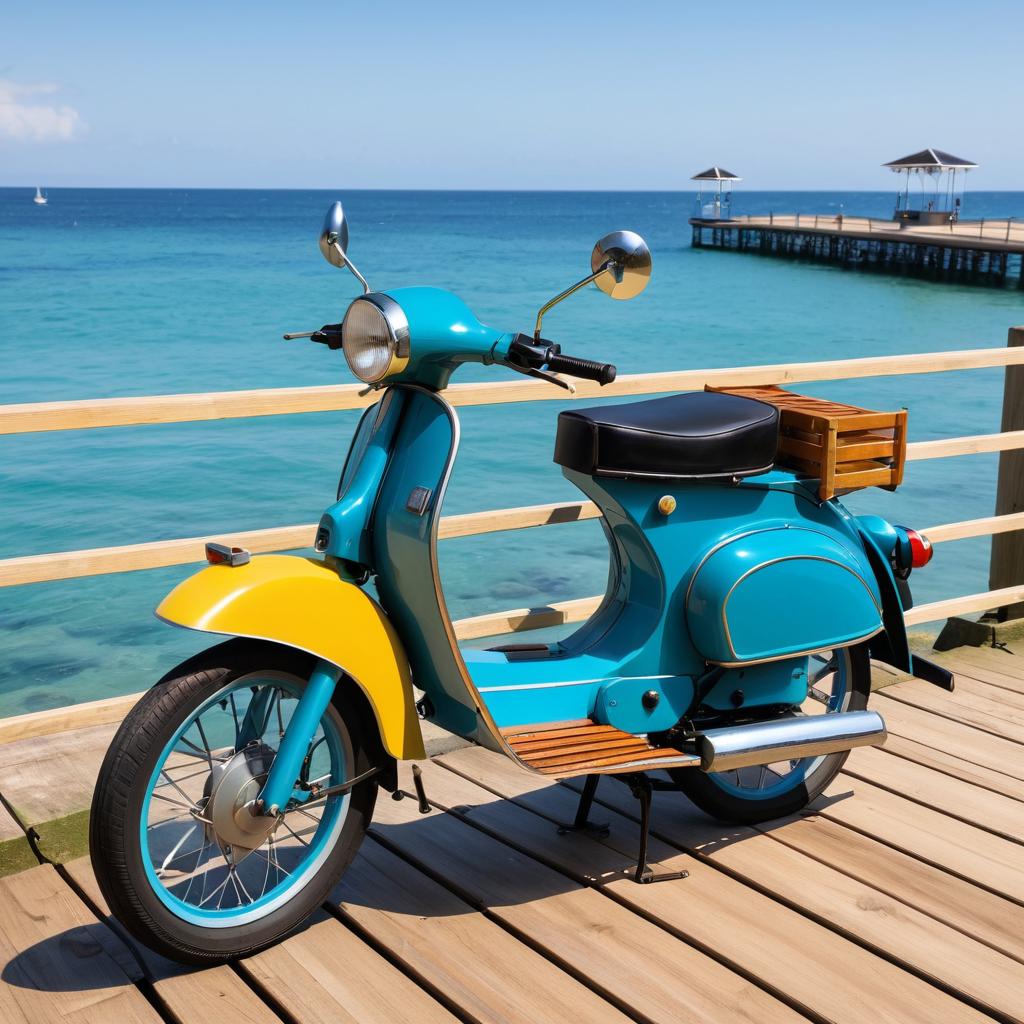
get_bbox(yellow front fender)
[156,554,425,761]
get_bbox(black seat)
[553,391,779,481]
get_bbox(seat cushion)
[553,391,779,480]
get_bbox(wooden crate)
[706,384,907,501]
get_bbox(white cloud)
[0,79,81,142]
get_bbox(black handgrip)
[546,352,617,386]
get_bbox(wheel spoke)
[145,673,348,921]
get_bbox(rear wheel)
[669,643,871,824]
[90,639,377,964]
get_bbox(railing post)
[989,325,1024,619]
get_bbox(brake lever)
[282,330,316,340]
[503,359,576,395]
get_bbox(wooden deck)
[1,647,1023,1022]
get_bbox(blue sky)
[2,1,1022,190]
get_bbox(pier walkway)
[691,214,1024,287]
[0,647,1021,1023]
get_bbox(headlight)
[342,294,410,383]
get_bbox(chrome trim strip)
[477,672,681,694]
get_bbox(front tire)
[90,639,377,964]
[669,643,871,824]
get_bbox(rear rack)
[706,383,907,501]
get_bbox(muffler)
[697,710,886,772]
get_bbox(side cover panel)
[686,527,883,665]
[156,554,425,760]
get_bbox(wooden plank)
[842,745,1024,842]
[64,857,281,1024]
[939,671,1024,712]
[879,678,1024,744]
[875,694,1024,782]
[940,648,1024,693]
[0,500,599,588]
[370,762,801,1024]
[245,910,458,1024]
[437,499,599,539]
[906,429,1024,461]
[331,838,630,1024]
[433,748,992,1023]
[0,724,117,825]
[0,864,160,1023]
[759,813,1024,964]
[924,510,1024,544]
[0,496,1015,591]
[878,732,1024,803]
[813,774,1024,903]
[578,767,1024,1023]
[904,584,1024,625]
[947,644,1024,680]
[5,345,1024,436]
[452,595,601,642]
[0,696,139,748]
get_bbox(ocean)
[1,187,1023,717]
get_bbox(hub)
[205,743,280,862]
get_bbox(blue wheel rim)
[139,673,349,927]
[708,648,851,802]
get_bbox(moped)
[91,201,951,963]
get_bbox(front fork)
[256,660,339,815]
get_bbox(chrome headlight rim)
[342,293,411,384]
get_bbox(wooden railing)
[4,333,1024,739]
[719,214,1024,246]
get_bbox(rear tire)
[90,638,377,964]
[669,643,871,824]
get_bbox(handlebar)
[505,333,616,386]
[545,352,616,386]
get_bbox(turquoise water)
[2,188,1023,717]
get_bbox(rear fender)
[156,554,425,760]
[853,519,913,674]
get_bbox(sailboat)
[33,187,47,206]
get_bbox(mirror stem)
[534,260,616,339]
[331,241,372,295]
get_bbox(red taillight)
[905,529,933,568]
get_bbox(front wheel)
[669,643,871,824]
[90,639,377,964]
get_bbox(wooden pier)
[691,214,1024,287]
[0,647,1021,1022]
[4,333,1024,1019]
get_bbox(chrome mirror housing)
[591,230,652,300]
[318,202,350,268]
[317,201,370,293]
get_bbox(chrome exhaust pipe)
[697,710,886,773]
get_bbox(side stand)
[556,774,611,838]
[623,774,689,885]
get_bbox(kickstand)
[557,774,611,838]
[625,774,689,884]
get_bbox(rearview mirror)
[318,202,350,269]
[591,231,652,300]
[317,201,370,293]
